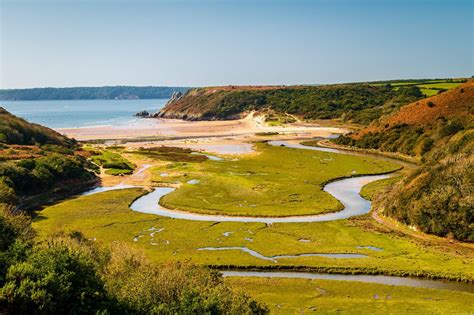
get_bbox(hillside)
[0,86,189,101]
[0,107,74,146]
[335,81,473,242]
[157,83,423,125]
[336,81,473,156]
[0,108,97,207]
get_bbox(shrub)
[439,120,464,137]
[0,233,268,314]
[103,244,268,314]
[382,150,473,242]
[0,235,111,314]
[0,205,34,286]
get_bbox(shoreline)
[56,114,348,142]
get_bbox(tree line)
[0,86,189,101]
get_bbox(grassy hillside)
[335,81,474,241]
[158,83,424,124]
[380,131,473,241]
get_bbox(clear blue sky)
[1,0,472,88]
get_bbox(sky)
[0,0,472,88]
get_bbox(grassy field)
[419,88,439,97]
[33,188,474,281]
[417,82,464,90]
[225,277,474,314]
[90,148,135,175]
[151,143,398,217]
[371,79,465,97]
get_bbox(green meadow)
[33,188,474,281]
[417,82,463,90]
[225,277,474,314]
[151,143,399,217]
[90,148,136,175]
[371,79,465,97]
[419,88,439,97]
[31,142,474,314]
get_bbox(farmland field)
[371,79,465,97]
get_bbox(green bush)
[0,236,111,314]
[0,154,96,197]
[91,150,135,175]
[0,205,33,286]
[0,232,268,314]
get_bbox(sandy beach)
[57,112,347,144]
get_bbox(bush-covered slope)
[158,84,423,124]
[337,81,473,241]
[335,81,473,156]
[0,109,97,206]
[381,131,473,241]
[0,107,74,146]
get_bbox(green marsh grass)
[90,149,135,175]
[33,189,474,281]
[153,143,399,217]
[225,277,474,314]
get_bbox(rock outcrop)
[134,110,151,118]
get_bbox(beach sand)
[57,113,346,144]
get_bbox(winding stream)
[197,247,367,262]
[221,271,474,293]
[79,141,474,293]
[128,173,391,223]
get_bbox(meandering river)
[221,271,474,293]
[127,140,393,223]
[80,140,474,293]
[127,174,391,223]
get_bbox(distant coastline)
[0,86,190,101]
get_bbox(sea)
[0,99,168,129]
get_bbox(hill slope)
[0,107,74,146]
[336,81,473,241]
[336,81,473,156]
[157,84,423,125]
[0,108,97,206]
